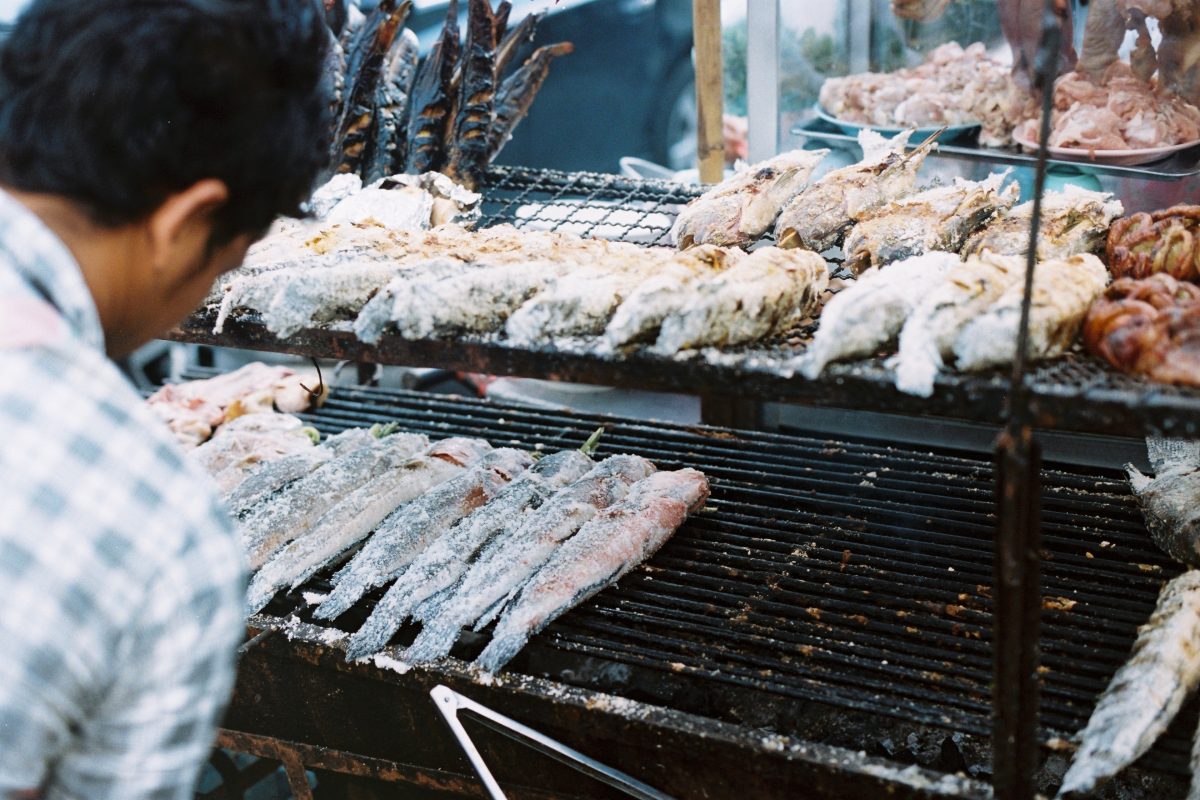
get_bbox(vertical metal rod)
[746,0,780,162]
[692,0,725,182]
[993,2,1062,799]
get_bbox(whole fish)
[405,0,460,174]
[961,186,1123,260]
[224,427,378,516]
[799,251,960,379]
[653,247,829,354]
[893,250,1026,397]
[670,149,829,249]
[317,448,534,620]
[363,28,420,182]
[445,0,503,189]
[843,171,1019,273]
[493,10,540,78]
[953,253,1109,371]
[1128,438,1200,567]
[339,449,595,659]
[487,42,574,162]
[404,454,657,664]
[774,129,936,252]
[1056,570,1200,798]
[475,468,710,673]
[192,413,316,485]
[245,437,492,614]
[602,245,741,349]
[239,431,432,569]
[505,260,653,345]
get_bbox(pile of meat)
[818,42,1021,146]
[1084,272,1200,386]
[1013,62,1200,151]
[1107,204,1200,282]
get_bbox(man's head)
[0,0,331,356]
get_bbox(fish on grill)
[337,449,596,658]
[405,454,657,664]
[488,42,574,160]
[843,171,1019,273]
[894,250,1026,397]
[774,129,936,252]
[405,0,460,174]
[1127,438,1200,568]
[363,28,420,182]
[953,253,1109,371]
[444,0,503,189]
[475,468,710,673]
[961,186,1123,260]
[669,149,829,249]
[602,245,742,349]
[316,448,534,622]
[652,247,829,354]
[245,437,494,614]
[1056,570,1200,798]
[799,251,960,379]
[239,431,433,570]
[223,427,379,516]
[193,414,318,493]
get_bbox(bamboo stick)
[692,0,724,183]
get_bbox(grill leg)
[281,751,315,800]
[993,423,1042,800]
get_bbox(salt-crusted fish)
[653,247,829,355]
[843,171,1019,273]
[774,129,936,252]
[893,250,1026,397]
[196,414,318,494]
[404,454,657,664]
[1127,438,1200,568]
[670,149,829,249]
[602,245,741,349]
[338,449,596,658]
[475,468,710,672]
[317,448,535,620]
[961,186,1124,260]
[223,427,378,516]
[1056,570,1200,798]
[245,437,493,614]
[953,253,1109,371]
[799,251,960,379]
[239,431,432,570]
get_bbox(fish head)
[482,447,536,480]
[430,436,494,466]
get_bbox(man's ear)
[147,179,230,273]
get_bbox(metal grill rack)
[226,381,1191,795]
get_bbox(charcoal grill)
[205,381,1191,799]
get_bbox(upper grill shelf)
[169,165,1200,437]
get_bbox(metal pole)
[746,0,780,162]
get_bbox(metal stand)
[992,3,1061,798]
[431,685,675,800]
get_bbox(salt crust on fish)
[961,185,1123,260]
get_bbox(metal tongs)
[431,684,675,800]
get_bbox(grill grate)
[209,377,1193,782]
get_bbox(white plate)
[1012,130,1200,166]
[813,104,980,143]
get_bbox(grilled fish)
[799,251,960,379]
[488,42,574,161]
[653,246,828,354]
[445,0,502,189]
[493,9,540,77]
[505,263,650,345]
[224,428,378,516]
[239,431,432,570]
[1056,570,1200,798]
[194,414,318,493]
[670,149,829,249]
[475,468,709,673]
[774,129,936,252]
[338,449,595,658]
[404,454,657,663]
[405,0,460,174]
[961,186,1124,260]
[953,253,1109,371]
[843,171,1019,273]
[245,437,492,614]
[602,245,741,349]
[318,448,534,621]
[1127,438,1200,567]
[363,28,420,182]
[893,250,1026,397]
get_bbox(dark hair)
[0,0,331,244]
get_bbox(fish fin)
[475,631,529,673]
[404,618,463,663]
[1126,463,1152,494]
[1146,436,1200,473]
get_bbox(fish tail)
[312,580,362,621]
[1125,463,1152,494]
[344,607,404,662]
[403,618,463,663]
[1146,436,1200,473]
[245,571,280,616]
[475,631,529,673]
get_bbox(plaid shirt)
[0,190,246,799]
